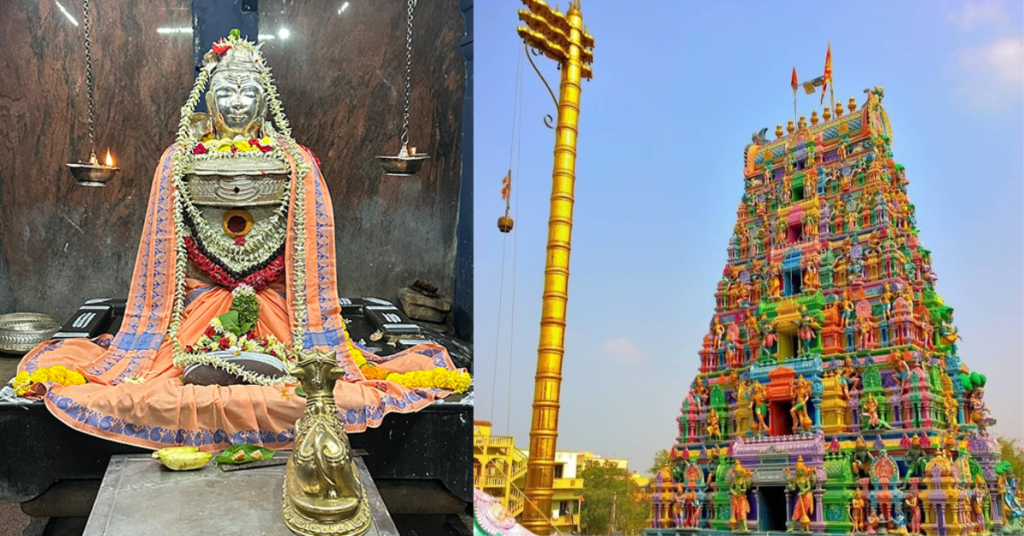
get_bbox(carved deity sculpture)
[711,315,726,351]
[943,391,960,433]
[706,409,722,440]
[940,310,960,352]
[862,394,891,430]
[851,436,874,479]
[682,482,701,529]
[905,492,922,535]
[729,461,752,532]
[672,484,686,528]
[785,455,817,532]
[749,382,769,436]
[759,314,777,358]
[796,306,819,354]
[841,290,856,328]
[903,435,928,487]
[790,376,813,434]
[998,463,1024,532]
[969,388,992,435]
[971,476,989,536]
[850,493,867,533]
[840,356,861,400]
[284,350,371,536]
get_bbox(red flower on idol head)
[247,331,258,340]
[193,143,208,155]
[205,326,217,338]
[259,145,272,153]
[219,337,231,350]
[234,236,246,246]
[211,40,232,55]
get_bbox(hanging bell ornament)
[498,215,514,233]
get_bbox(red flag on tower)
[820,43,833,106]
[791,67,798,92]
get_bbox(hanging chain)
[399,0,416,147]
[83,0,97,161]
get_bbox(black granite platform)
[0,297,472,530]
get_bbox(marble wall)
[258,0,467,312]
[0,0,466,324]
[0,0,193,321]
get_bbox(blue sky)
[473,0,1024,474]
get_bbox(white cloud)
[954,37,1024,108]
[946,0,1013,31]
[601,338,645,363]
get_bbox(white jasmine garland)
[167,34,312,384]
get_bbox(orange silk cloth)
[18,144,463,451]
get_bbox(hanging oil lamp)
[66,0,120,187]
[376,0,430,176]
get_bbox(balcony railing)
[474,435,515,448]
[474,475,506,488]
[553,477,584,490]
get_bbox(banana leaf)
[213,444,276,466]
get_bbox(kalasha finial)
[810,111,819,125]
[835,101,844,117]
[786,120,795,135]
[822,106,832,121]
[848,97,858,112]
[775,124,784,139]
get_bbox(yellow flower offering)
[13,371,30,388]
[12,367,88,397]
[29,369,49,384]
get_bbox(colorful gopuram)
[646,89,1023,535]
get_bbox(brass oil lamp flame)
[67,0,120,187]
[376,0,430,176]
[68,149,121,187]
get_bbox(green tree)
[649,449,670,476]
[998,436,1024,481]
[579,461,649,536]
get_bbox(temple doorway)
[758,486,788,532]
[769,401,793,436]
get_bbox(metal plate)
[83,454,398,536]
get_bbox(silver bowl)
[0,313,61,355]
[376,154,430,176]
[67,162,121,187]
[376,144,430,176]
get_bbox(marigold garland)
[340,322,471,392]
[13,366,87,396]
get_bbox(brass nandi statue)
[283,350,371,536]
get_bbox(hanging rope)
[505,45,525,437]
[489,43,525,425]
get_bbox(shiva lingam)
[172,31,298,386]
[283,350,372,536]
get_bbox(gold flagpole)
[516,1,595,534]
